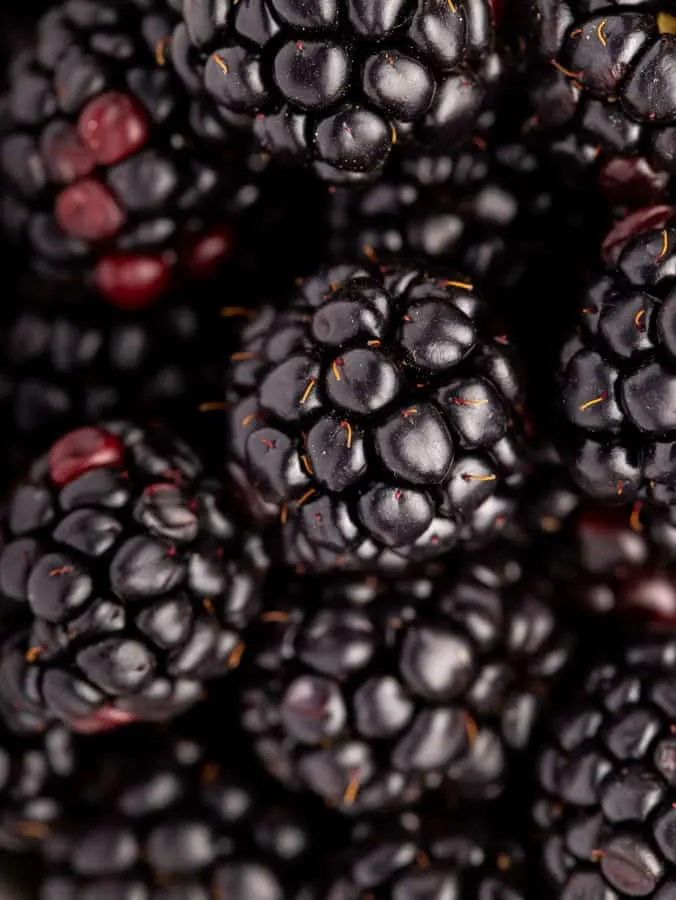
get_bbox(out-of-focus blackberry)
[171,0,505,183]
[0,421,266,734]
[226,262,530,572]
[0,722,74,854]
[521,0,676,206]
[0,278,224,473]
[534,634,676,898]
[38,716,329,900]
[0,0,240,308]
[320,810,529,899]
[240,547,574,815]
[557,204,676,506]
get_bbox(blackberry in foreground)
[522,0,676,205]
[227,263,529,571]
[172,0,505,183]
[0,278,224,471]
[241,548,574,814]
[0,0,238,307]
[321,811,528,899]
[558,204,676,505]
[534,634,676,898]
[0,421,266,734]
[38,717,327,900]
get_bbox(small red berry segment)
[618,569,676,626]
[42,121,96,184]
[49,426,125,487]
[598,157,669,208]
[55,178,126,241]
[95,252,173,309]
[77,91,149,165]
[182,225,235,279]
[601,204,674,265]
[70,706,139,734]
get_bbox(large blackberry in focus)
[534,634,676,898]
[171,0,505,183]
[558,204,676,506]
[320,811,529,899]
[38,716,329,900]
[0,421,266,734]
[226,262,530,572]
[0,279,224,473]
[240,548,574,814]
[0,0,239,308]
[522,0,676,205]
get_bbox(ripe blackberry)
[0,0,239,308]
[172,0,505,183]
[534,634,676,898]
[0,278,224,473]
[558,204,676,506]
[522,0,676,205]
[226,262,529,571]
[0,722,75,853]
[321,811,528,899]
[0,421,266,734]
[38,716,329,900]
[327,130,572,292]
[240,547,574,814]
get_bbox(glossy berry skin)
[0,0,237,307]
[523,0,676,205]
[227,263,529,572]
[321,813,528,900]
[534,636,676,898]
[241,549,573,815]
[558,207,676,506]
[172,0,503,182]
[0,422,265,734]
[38,718,323,900]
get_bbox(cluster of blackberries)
[2,1,676,898]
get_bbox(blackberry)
[558,204,676,506]
[522,0,676,206]
[534,634,676,898]
[0,278,224,473]
[327,127,573,292]
[226,262,529,572]
[38,715,329,900]
[0,0,239,308]
[321,811,528,899]
[171,0,505,183]
[0,421,266,734]
[0,722,75,853]
[240,547,574,814]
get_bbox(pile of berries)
[2,1,676,897]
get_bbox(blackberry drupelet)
[240,548,574,814]
[226,262,530,571]
[558,204,676,506]
[38,717,327,900]
[534,634,676,898]
[522,0,676,205]
[172,0,505,183]
[320,811,529,899]
[0,421,266,734]
[0,0,238,308]
[0,278,224,472]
